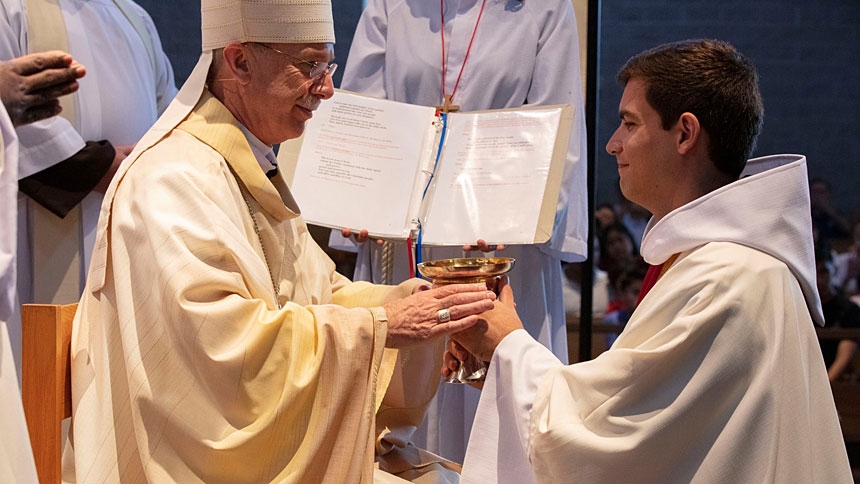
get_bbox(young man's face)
[605,78,679,218]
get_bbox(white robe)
[0,0,176,311]
[462,155,853,483]
[334,0,588,462]
[0,103,39,484]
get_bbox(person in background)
[0,0,176,320]
[602,263,646,347]
[816,246,860,382]
[0,49,84,484]
[810,176,852,242]
[328,0,589,462]
[597,222,644,281]
[595,202,618,233]
[64,1,495,482]
[592,202,617,261]
[833,219,860,300]
[561,261,610,320]
[617,196,650,250]
[447,39,851,483]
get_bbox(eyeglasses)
[251,42,337,80]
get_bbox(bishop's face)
[245,42,335,144]
[605,78,679,218]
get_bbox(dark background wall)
[136,0,860,218]
[596,0,860,218]
[136,0,363,90]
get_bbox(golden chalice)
[417,257,516,383]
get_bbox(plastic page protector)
[422,109,562,245]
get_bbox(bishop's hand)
[382,282,496,348]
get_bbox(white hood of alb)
[639,154,823,325]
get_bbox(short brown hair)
[617,39,763,178]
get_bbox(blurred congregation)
[567,186,860,382]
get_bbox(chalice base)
[446,352,487,384]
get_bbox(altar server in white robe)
[64,1,498,482]
[0,0,176,317]
[448,40,853,483]
[0,49,84,484]
[323,0,588,462]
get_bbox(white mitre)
[134,0,335,156]
[202,0,335,49]
[88,0,335,292]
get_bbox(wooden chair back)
[21,303,77,484]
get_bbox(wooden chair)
[21,303,77,484]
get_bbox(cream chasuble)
[64,91,448,483]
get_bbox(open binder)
[279,89,572,246]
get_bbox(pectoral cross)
[436,94,460,113]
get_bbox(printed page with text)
[286,90,438,239]
[281,90,572,245]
